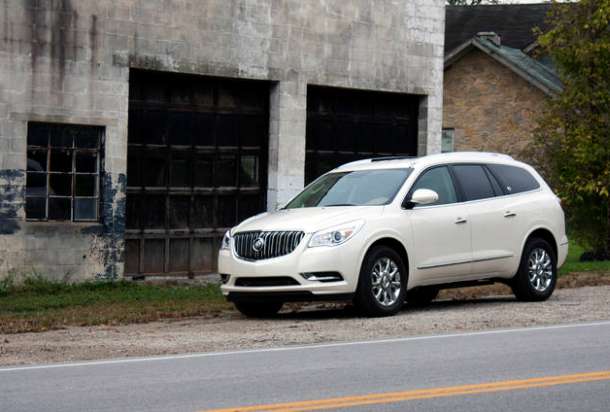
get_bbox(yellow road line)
[203,370,610,412]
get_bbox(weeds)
[0,276,229,334]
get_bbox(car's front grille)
[234,277,300,287]
[233,231,305,260]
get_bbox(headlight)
[308,220,364,248]
[220,230,232,250]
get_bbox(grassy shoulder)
[0,277,230,334]
[559,241,610,275]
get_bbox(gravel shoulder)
[1,284,609,367]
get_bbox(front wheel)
[233,300,283,318]
[512,238,557,301]
[354,246,407,317]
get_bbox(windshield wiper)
[323,203,356,207]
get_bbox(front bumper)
[218,233,365,298]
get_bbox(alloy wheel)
[371,257,402,307]
[527,247,553,292]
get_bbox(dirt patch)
[1,282,609,367]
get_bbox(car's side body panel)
[406,204,472,285]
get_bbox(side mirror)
[406,188,439,208]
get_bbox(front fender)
[356,228,412,285]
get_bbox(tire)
[354,245,407,317]
[406,286,439,307]
[512,238,557,302]
[233,300,283,318]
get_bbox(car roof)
[333,152,521,172]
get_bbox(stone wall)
[0,0,445,280]
[443,49,547,160]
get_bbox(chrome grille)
[233,231,305,260]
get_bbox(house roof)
[445,34,563,96]
[445,4,552,53]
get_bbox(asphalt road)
[2,321,610,412]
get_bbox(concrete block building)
[0,0,445,281]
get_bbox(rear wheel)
[512,238,557,301]
[406,286,439,307]
[233,300,283,318]
[354,246,407,317]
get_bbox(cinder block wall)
[0,0,445,281]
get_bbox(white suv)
[218,152,568,317]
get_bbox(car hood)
[233,206,381,234]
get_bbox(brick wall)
[443,49,547,159]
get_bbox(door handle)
[455,217,467,224]
[504,211,517,218]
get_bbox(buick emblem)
[252,237,265,252]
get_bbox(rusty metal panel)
[125,70,269,276]
[305,86,419,184]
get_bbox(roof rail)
[445,151,513,160]
[370,155,417,162]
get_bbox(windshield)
[285,168,413,209]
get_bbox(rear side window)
[487,164,540,194]
[451,165,496,201]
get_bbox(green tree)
[446,0,500,5]
[533,0,610,258]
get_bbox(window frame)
[482,165,505,196]
[441,128,455,153]
[25,122,104,223]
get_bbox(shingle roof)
[445,35,563,96]
[445,4,552,53]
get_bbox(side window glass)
[452,165,495,201]
[410,166,457,206]
[484,167,503,195]
[487,164,540,194]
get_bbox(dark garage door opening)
[305,86,419,184]
[125,70,269,277]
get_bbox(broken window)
[26,122,104,221]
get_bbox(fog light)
[301,272,343,282]
[220,274,230,284]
